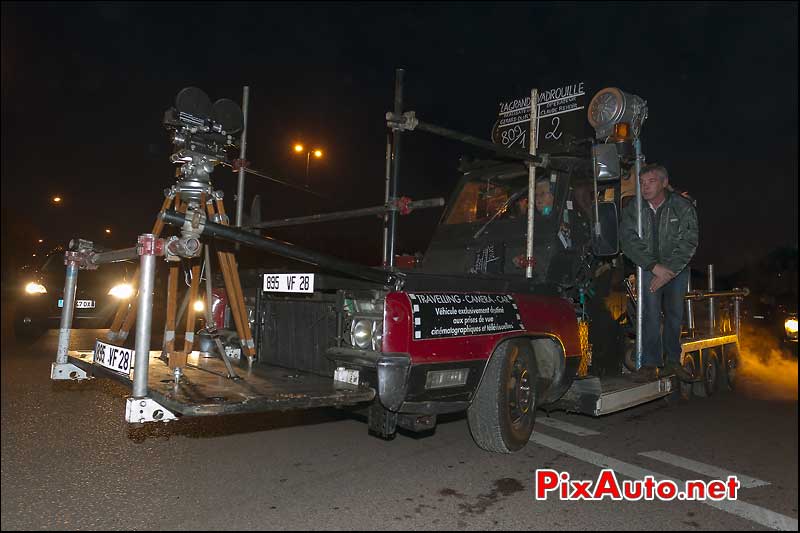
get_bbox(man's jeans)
[641,268,689,368]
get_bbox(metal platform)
[556,374,674,417]
[67,349,376,417]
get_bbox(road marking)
[536,416,601,436]
[530,432,797,531]
[639,451,770,489]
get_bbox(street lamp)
[52,196,62,204]
[292,143,324,179]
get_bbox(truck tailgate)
[67,349,375,416]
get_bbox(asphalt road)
[1,299,798,530]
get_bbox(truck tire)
[468,339,537,453]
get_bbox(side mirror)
[592,201,619,257]
[592,143,620,182]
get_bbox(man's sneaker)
[632,366,658,383]
[663,362,694,382]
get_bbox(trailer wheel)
[695,349,720,398]
[720,343,739,391]
[622,336,636,372]
[468,340,537,453]
[679,354,696,401]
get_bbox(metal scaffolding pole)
[634,138,644,370]
[386,68,404,268]
[235,86,250,228]
[382,135,392,266]
[526,88,539,279]
[56,261,79,364]
[708,264,716,335]
[132,236,158,398]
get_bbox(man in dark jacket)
[620,164,698,382]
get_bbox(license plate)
[93,340,134,377]
[225,346,241,360]
[263,273,314,294]
[58,299,96,309]
[334,367,359,386]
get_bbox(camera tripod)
[101,85,257,378]
[104,184,256,377]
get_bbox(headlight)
[785,318,798,336]
[372,320,384,351]
[108,283,134,299]
[25,282,47,294]
[348,319,384,351]
[351,319,373,350]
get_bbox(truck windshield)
[444,174,531,225]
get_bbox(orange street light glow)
[313,150,323,158]
[294,144,304,153]
[38,239,43,243]
[105,228,112,234]
[53,196,62,203]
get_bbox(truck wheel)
[720,343,739,391]
[468,340,537,453]
[679,354,696,401]
[695,349,720,398]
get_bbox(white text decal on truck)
[408,293,524,340]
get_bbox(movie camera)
[163,87,244,202]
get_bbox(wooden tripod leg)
[205,201,245,343]
[225,251,256,359]
[164,262,179,354]
[107,194,175,342]
[212,197,256,359]
[182,261,202,353]
[206,201,252,358]
[218,249,253,358]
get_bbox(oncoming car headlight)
[350,318,384,351]
[25,282,47,294]
[108,283,134,299]
[785,318,798,338]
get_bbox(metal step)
[556,374,674,417]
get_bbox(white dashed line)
[530,432,797,531]
[536,416,601,436]
[639,451,770,489]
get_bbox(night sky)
[2,2,797,278]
